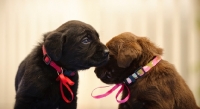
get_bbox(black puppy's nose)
[103,49,109,57]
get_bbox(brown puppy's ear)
[137,37,163,56]
[117,42,142,68]
[43,32,63,61]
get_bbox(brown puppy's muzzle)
[94,65,114,84]
[95,69,112,79]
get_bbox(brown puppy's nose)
[103,49,109,57]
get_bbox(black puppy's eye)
[82,37,91,44]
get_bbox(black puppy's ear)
[44,32,63,61]
[117,42,142,68]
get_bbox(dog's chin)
[91,57,109,67]
[76,65,90,70]
[100,77,123,85]
[73,59,108,70]
[93,60,108,67]
[100,79,115,84]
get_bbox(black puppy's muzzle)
[97,48,109,66]
[93,48,109,67]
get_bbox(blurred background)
[0,0,200,109]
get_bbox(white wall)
[0,0,199,109]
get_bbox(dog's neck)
[42,44,77,103]
[124,56,161,85]
[42,45,76,77]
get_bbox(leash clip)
[57,68,63,75]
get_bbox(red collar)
[42,45,75,103]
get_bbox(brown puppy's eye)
[82,36,91,44]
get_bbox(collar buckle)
[43,54,51,65]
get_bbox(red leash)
[56,72,74,103]
[42,45,75,103]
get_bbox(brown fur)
[94,32,200,109]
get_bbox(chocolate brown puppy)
[95,32,199,109]
[15,20,109,109]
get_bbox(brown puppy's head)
[94,32,163,84]
[43,20,109,70]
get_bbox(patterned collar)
[124,56,162,85]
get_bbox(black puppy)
[14,20,109,109]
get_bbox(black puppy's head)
[95,32,163,84]
[43,20,109,70]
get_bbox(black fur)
[14,20,109,109]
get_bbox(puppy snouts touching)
[103,49,109,57]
